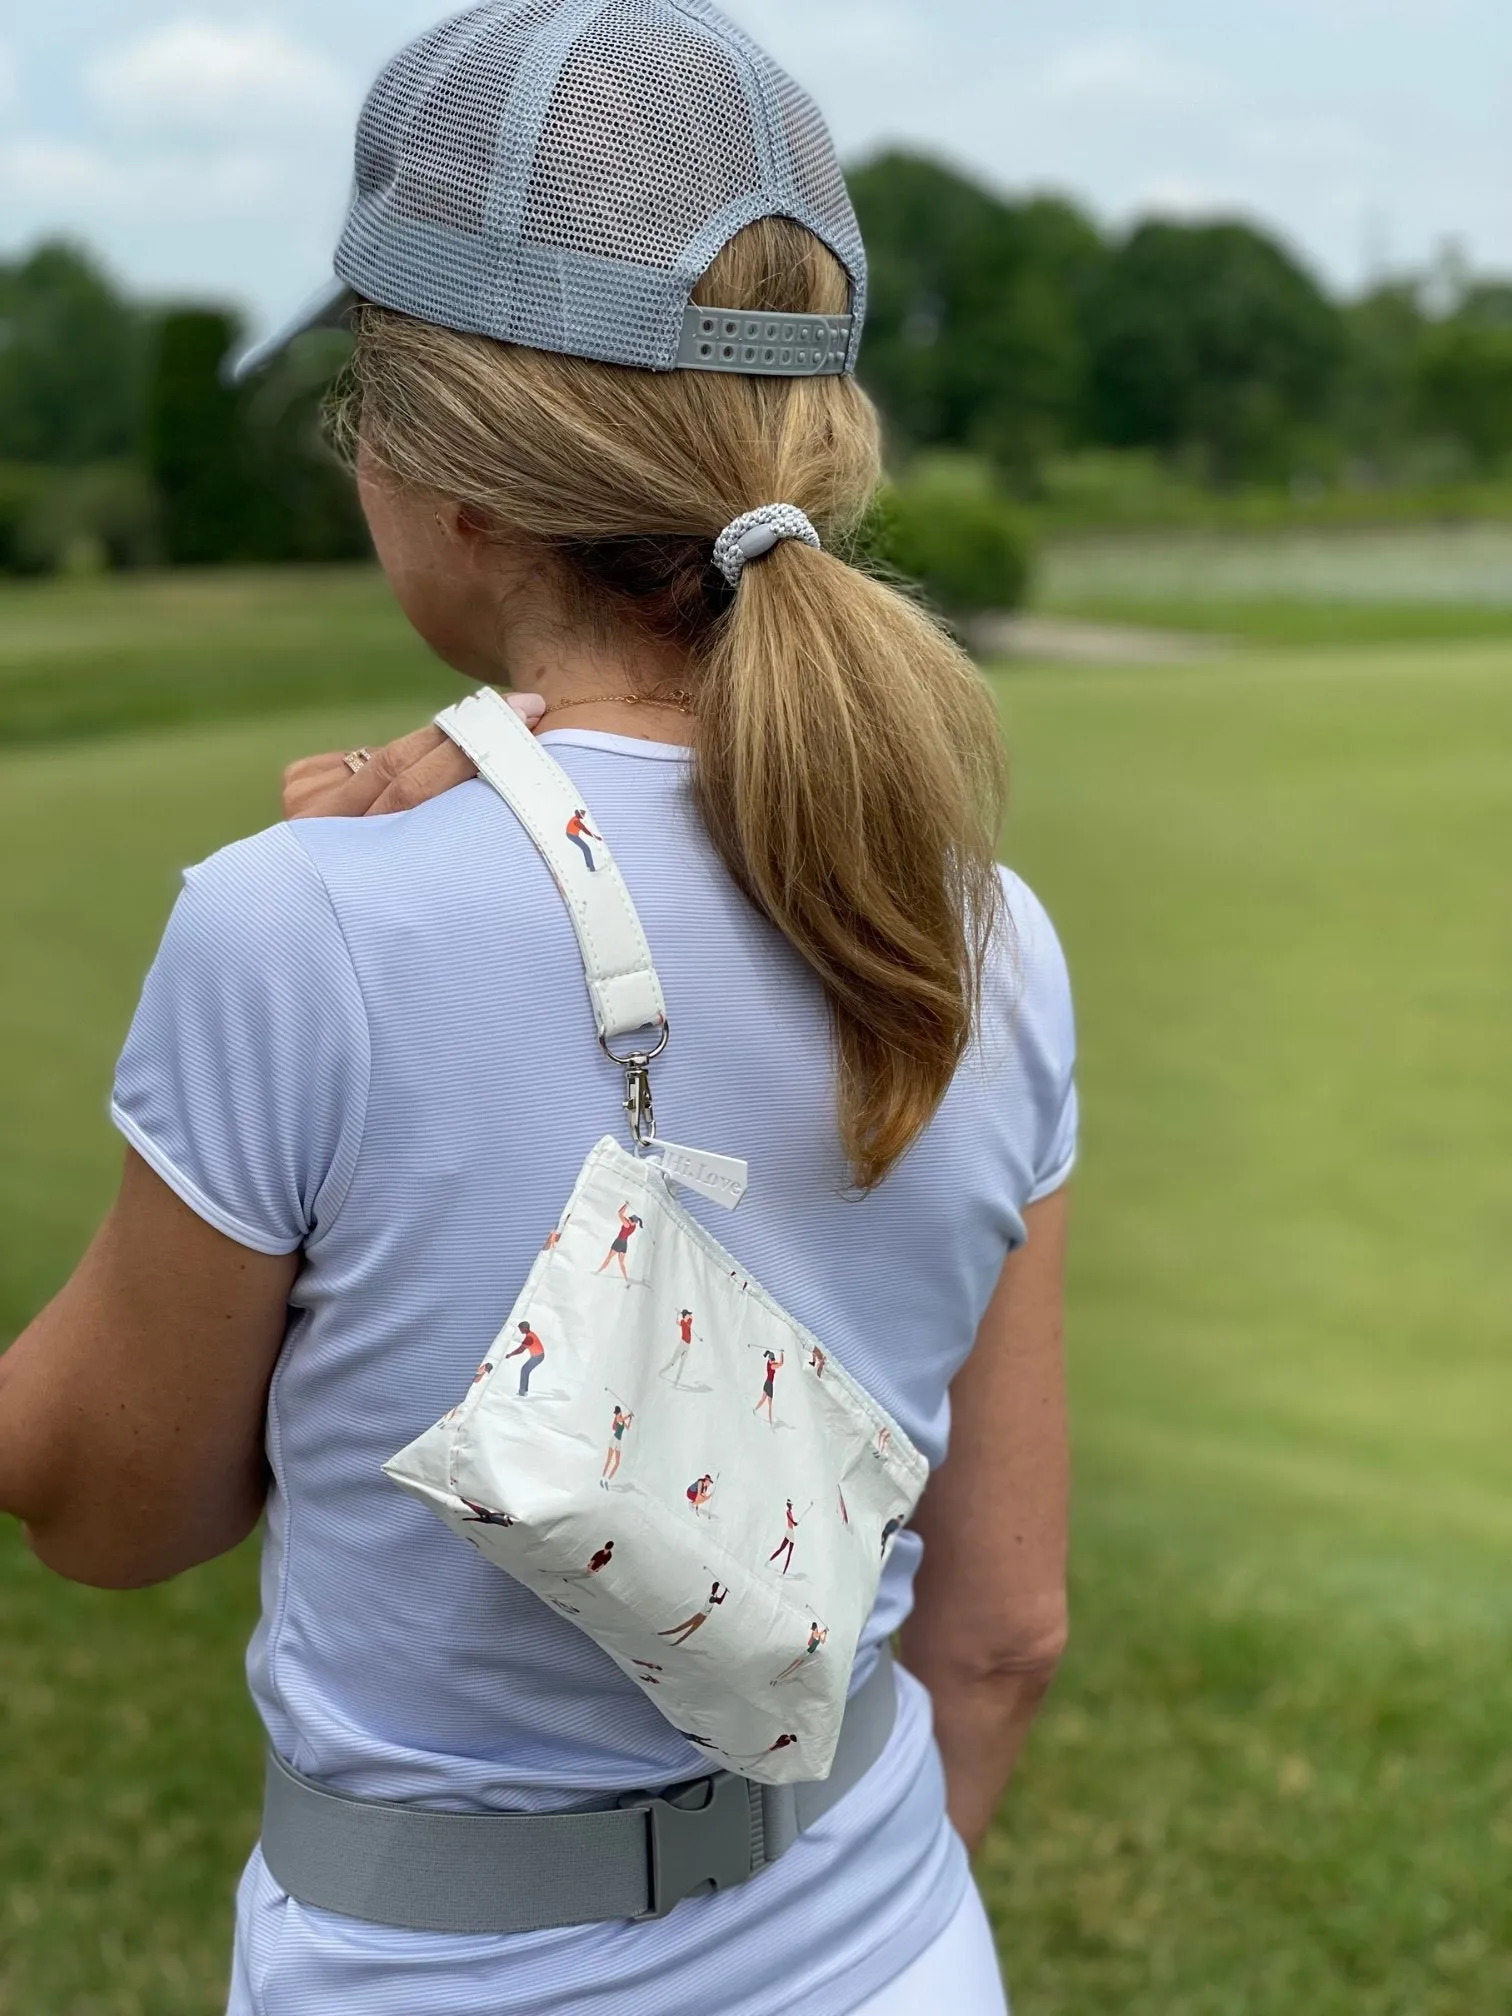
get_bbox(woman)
[663,1307,696,1384]
[754,1347,786,1425]
[601,1405,633,1484]
[596,1203,645,1281]
[504,1319,546,1396]
[0,6,1075,2013]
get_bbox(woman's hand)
[283,694,546,820]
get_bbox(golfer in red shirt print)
[686,1473,714,1516]
[565,808,602,872]
[505,1321,545,1396]
[662,1307,695,1384]
[754,1348,784,1423]
[596,1204,644,1281]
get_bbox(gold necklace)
[537,689,698,721]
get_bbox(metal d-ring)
[598,1020,671,1069]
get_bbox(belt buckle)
[623,1771,759,1919]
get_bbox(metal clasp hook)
[624,1056,656,1148]
[599,1021,671,1151]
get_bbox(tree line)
[851,154,1512,492]
[2,150,1510,588]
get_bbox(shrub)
[0,466,52,574]
[144,311,368,567]
[13,463,160,574]
[1414,321,1512,473]
[864,454,1034,617]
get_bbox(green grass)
[1036,522,1512,646]
[1031,596,1512,649]
[0,567,456,747]
[985,638,1512,2011]
[2,570,1509,2013]
[1027,453,1512,539]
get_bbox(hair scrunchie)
[712,504,822,589]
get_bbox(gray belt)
[261,1648,896,1934]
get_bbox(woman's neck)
[494,628,699,746]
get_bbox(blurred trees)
[144,311,365,565]
[1082,221,1344,484]
[0,244,366,575]
[1414,320,1512,472]
[849,154,1102,482]
[3,171,1512,583]
[146,311,252,567]
[1336,283,1428,476]
[0,245,145,466]
[853,153,1512,502]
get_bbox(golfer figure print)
[505,1321,545,1396]
[662,1308,695,1384]
[565,808,602,872]
[755,1348,785,1424]
[685,1472,715,1517]
[768,1498,803,1575]
[597,1204,644,1280]
[446,1354,495,1421]
[601,1405,634,1484]
[771,1622,829,1687]
[658,1580,729,1645]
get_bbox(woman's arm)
[0,1150,297,1590]
[899,1187,1070,1853]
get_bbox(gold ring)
[343,747,375,776]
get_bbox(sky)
[2,1,1509,336]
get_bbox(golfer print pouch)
[384,689,927,1785]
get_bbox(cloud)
[765,0,925,62]
[0,41,16,115]
[1130,175,1246,222]
[0,20,357,249]
[1239,116,1372,173]
[1299,0,1468,18]
[0,133,304,222]
[85,19,351,139]
[1038,36,1227,111]
[2,136,107,207]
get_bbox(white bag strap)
[436,687,668,1049]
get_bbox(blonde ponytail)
[340,217,1008,1190]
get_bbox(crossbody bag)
[385,686,928,1786]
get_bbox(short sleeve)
[111,825,371,1256]
[1002,870,1079,1206]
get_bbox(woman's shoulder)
[171,820,335,950]
[992,865,1074,1022]
[184,783,533,939]
[964,866,1079,1202]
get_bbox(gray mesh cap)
[233,0,866,384]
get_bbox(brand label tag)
[651,1140,749,1211]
